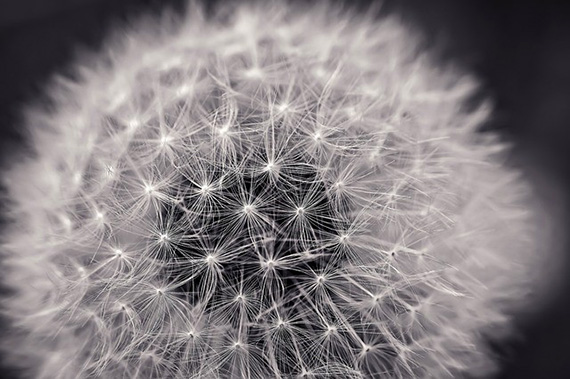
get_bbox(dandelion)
[0,1,548,378]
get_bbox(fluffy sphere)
[1,1,543,378]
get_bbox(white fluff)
[0,1,546,378]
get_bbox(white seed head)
[0,2,550,379]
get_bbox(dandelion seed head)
[0,1,549,379]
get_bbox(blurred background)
[0,0,568,377]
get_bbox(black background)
[0,0,569,378]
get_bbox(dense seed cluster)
[1,2,540,378]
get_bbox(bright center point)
[313,131,322,141]
[160,135,171,146]
[128,118,140,130]
[176,85,190,96]
[104,165,115,178]
[245,67,263,79]
[314,67,326,78]
[243,204,255,215]
[218,125,230,136]
[264,161,275,172]
[198,183,211,195]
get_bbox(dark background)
[0,0,569,378]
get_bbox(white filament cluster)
[1,1,541,378]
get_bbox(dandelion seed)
[265,259,275,269]
[205,254,217,265]
[94,210,104,221]
[218,125,230,136]
[144,183,155,195]
[159,135,171,147]
[325,324,337,335]
[276,103,289,113]
[263,161,276,172]
[197,182,212,195]
[104,164,115,178]
[313,131,322,142]
[242,203,255,215]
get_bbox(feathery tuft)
[1,1,546,378]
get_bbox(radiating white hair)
[0,1,548,378]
